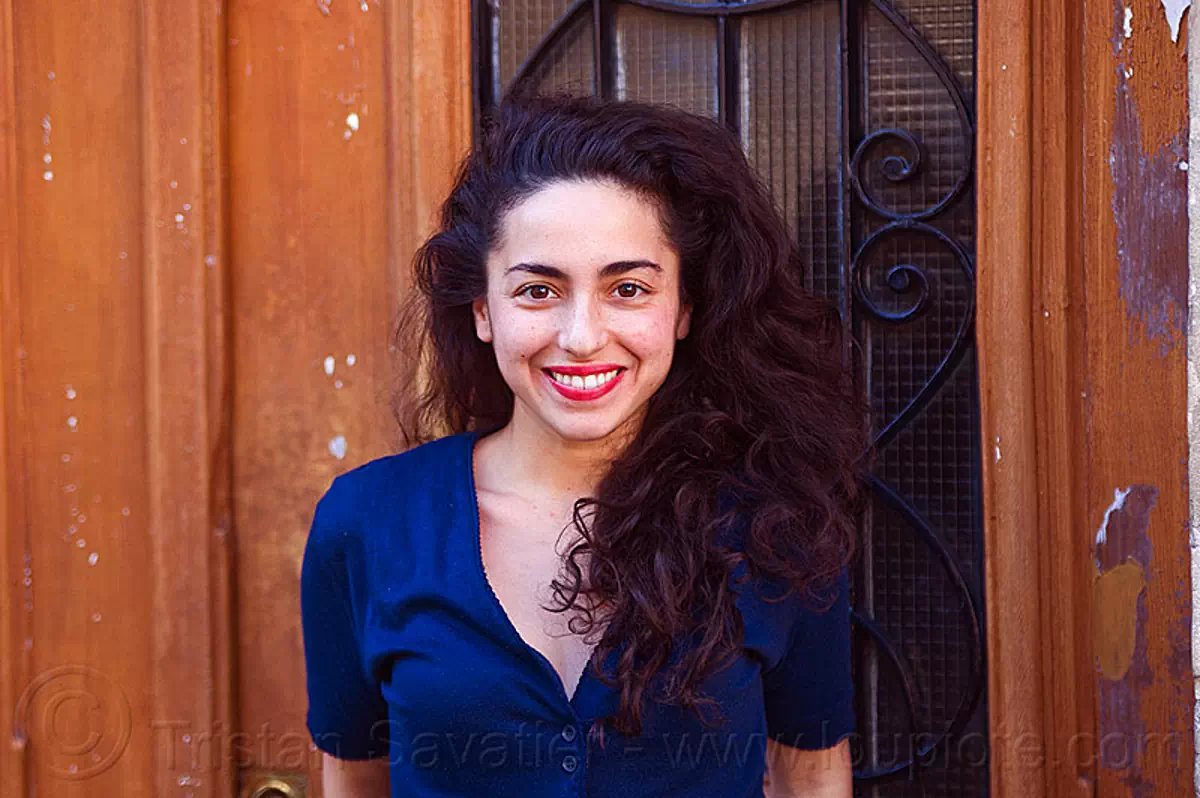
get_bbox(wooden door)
[1,2,470,797]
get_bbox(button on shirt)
[300,429,854,797]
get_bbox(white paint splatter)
[1124,6,1134,38]
[65,385,76,399]
[324,355,336,375]
[1161,0,1190,42]
[76,538,86,548]
[1181,161,1190,172]
[88,552,98,566]
[1125,66,1134,79]
[329,435,347,459]
[346,112,360,131]
[994,436,1001,463]
[43,153,51,164]
[1096,486,1132,552]
[346,353,356,366]
[43,171,53,181]
[66,415,78,430]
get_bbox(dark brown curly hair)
[391,91,867,741]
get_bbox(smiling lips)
[542,364,626,401]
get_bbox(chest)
[476,491,602,700]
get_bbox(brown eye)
[615,282,644,299]
[519,284,551,300]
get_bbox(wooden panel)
[143,0,235,796]
[0,0,233,796]
[1,1,470,796]
[979,0,1195,795]
[226,0,470,794]
[1082,0,1192,795]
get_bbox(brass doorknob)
[245,776,300,798]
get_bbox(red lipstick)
[542,365,625,401]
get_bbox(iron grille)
[470,2,986,794]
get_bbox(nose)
[557,294,608,357]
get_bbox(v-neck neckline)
[463,426,597,708]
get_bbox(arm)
[764,737,852,798]
[320,753,391,798]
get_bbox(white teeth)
[548,368,621,389]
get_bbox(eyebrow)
[503,260,662,280]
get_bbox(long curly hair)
[392,91,867,740]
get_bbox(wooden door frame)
[978,2,1080,795]
[979,0,1194,796]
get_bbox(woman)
[301,92,865,797]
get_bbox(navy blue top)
[300,428,853,797]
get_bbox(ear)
[675,302,692,340]
[472,296,493,343]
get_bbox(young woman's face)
[472,178,691,445]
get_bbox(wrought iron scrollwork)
[847,0,982,789]
[852,220,975,452]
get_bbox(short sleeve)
[762,567,855,750]
[300,476,391,760]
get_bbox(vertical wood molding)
[1030,0,1095,795]
[977,0,1050,794]
[0,0,28,793]
[142,0,233,795]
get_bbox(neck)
[486,405,640,499]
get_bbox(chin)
[546,417,624,442]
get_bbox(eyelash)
[515,282,648,300]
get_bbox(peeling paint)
[1096,485,1158,573]
[1094,560,1147,679]
[1097,487,1133,556]
[1111,58,1189,356]
[1161,0,1191,42]
[1094,484,1159,789]
[329,435,347,459]
[1125,6,1135,40]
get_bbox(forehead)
[491,179,676,273]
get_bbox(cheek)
[615,308,684,363]
[487,310,550,364]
